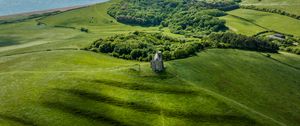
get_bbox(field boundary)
[261,53,300,70]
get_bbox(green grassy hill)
[0,0,300,126]
[0,49,299,126]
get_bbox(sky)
[0,0,108,16]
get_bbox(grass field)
[219,15,265,36]
[241,0,300,15]
[0,0,300,126]
[223,9,300,36]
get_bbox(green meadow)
[219,15,265,36]
[0,0,300,126]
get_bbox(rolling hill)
[0,0,299,126]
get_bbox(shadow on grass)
[85,79,199,96]
[55,88,258,125]
[0,114,37,126]
[41,101,128,126]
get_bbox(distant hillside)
[241,0,300,15]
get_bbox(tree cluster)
[282,47,300,54]
[241,5,300,20]
[207,32,279,53]
[165,9,227,35]
[88,31,205,61]
[107,0,239,35]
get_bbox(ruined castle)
[150,51,164,72]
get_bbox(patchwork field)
[0,0,300,126]
[223,9,300,36]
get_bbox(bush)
[208,32,279,53]
[163,51,172,60]
[174,49,189,59]
[80,28,89,33]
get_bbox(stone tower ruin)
[150,51,164,72]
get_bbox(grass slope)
[225,9,300,36]
[0,49,299,126]
[219,15,265,36]
[0,50,258,126]
[168,49,300,126]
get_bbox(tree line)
[207,32,279,53]
[87,31,280,61]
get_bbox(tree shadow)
[54,88,258,125]
[84,79,199,96]
[0,37,20,47]
[0,114,37,126]
[41,101,128,126]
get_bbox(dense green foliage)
[107,0,239,35]
[241,5,300,20]
[165,9,227,35]
[89,31,204,61]
[88,32,280,61]
[207,32,279,53]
